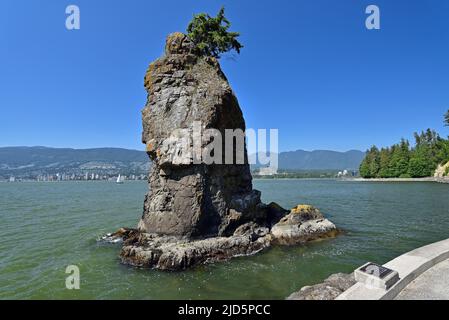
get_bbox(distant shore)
[3,177,448,184]
[343,177,449,184]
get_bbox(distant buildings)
[30,172,147,182]
[337,170,358,178]
[257,167,278,176]
[9,176,15,182]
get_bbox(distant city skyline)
[1,0,449,152]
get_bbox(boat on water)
[116,174,124,184]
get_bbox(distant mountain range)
[0,146,365,178]
[0,146,150,178]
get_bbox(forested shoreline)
[360,129,449,178]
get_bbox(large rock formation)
[109,33,339,271]
[139,32,263,238]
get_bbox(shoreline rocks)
[99,227,136,244]
[287,273,356,300]
[107,203,338,271]
[434,161,449,178]
[120,230,271,271]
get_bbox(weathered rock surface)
[434,161,449,178]
[121,227,272,271]
[117,203,337,271]
[271,205,338,245]
[112,32,339,271]
[99,228,136,244]
[287,273,356,300]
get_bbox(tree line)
[360,111,449,178]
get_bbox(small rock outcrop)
[434,161,449,178]
[287,273,356,300]
[99,228,135,244]
[271,205,338,245]
[111,32,339,271]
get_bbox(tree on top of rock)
[445,109,449,126]
[187,7,243,58]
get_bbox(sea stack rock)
[117,33,339,271]
[139,32,263,238]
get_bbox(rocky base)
[120,227,271,271]
[102,204,339,271]
[286,273,356,300]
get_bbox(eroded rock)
[287,273,356,300]
[271,205,339,245]
[120,232,272,271]
[116,204,337,270]
[99,228,137,244]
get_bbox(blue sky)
[1,0,449,152]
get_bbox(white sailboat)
[116,174,124,184]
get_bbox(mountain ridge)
[0,146,365,177]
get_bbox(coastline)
[3,177,449,184]
[343,177,449,184]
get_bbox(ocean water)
[1,179,449,300]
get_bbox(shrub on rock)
[187,7,243,58]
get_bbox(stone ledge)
[337,237,449,300]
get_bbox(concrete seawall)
[337,238,449,300]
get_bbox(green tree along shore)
[360,129,449,178]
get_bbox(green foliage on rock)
[187,7,243,58]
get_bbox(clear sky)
[1,0,449,152]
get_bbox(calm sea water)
[1,180,448,300]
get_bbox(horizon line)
[0,145,365,153]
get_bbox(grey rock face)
[139,32,261,238]
[120,228,272,271]
[287,273,356,300]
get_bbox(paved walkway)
[396,259,449,300]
